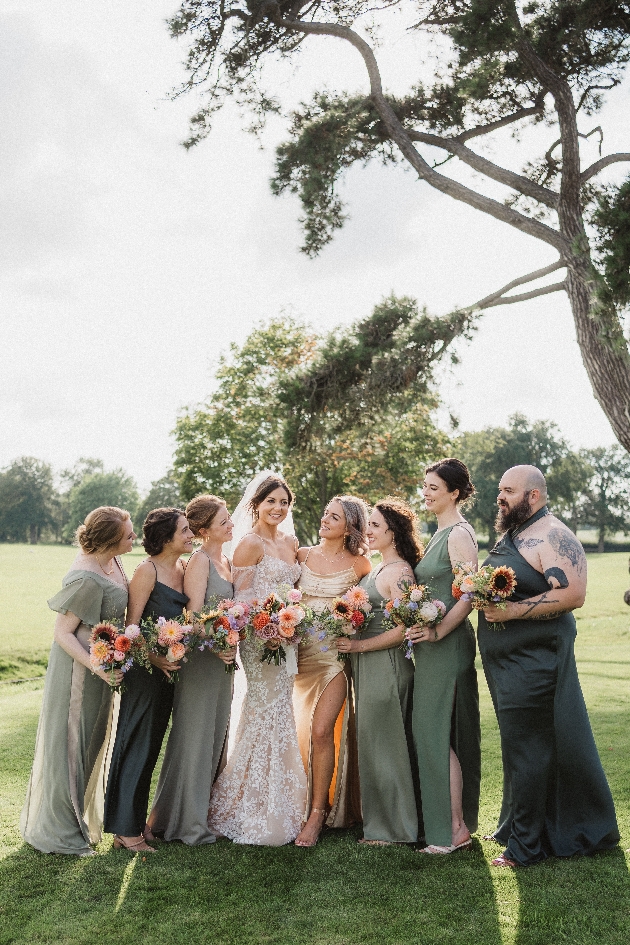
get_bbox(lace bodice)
[298,563,358,613]
[232,554,302,601]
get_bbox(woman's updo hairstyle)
[425,458,475,504]
[248,475,294,519]
[185,494,226,537]
[142,507,185,556]
[75,506,130,555]
[374,497,424,569]
[332,495,369,557]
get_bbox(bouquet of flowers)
[452,561,517,630]
[246,587,311,666]
[138,612,199,682]
[382,583,447,659]
[315,585,373,662]
[193,597,250,673]
[88,621,149,691]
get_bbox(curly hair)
[185,494,226,537]
[142,507,185,556]
[75,506,131,555]
[248,475,294,518]
[426,457,475,504]
[331,495,369,557]
[374,497,424,569]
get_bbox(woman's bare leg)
[450,747,470,846]
[295,671,347,846]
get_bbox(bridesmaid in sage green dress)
[407,459,481,854]
[21,506,135,855]
[104,508,193,853]
[341,499,423,844]
[147,495,236,845]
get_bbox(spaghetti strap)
[451,521,478,546]
[303,547,313,565]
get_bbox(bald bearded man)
[477,465,619,868]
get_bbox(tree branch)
[274,12,570,255]
[481,281,566,308]
[581,153,630,183]
[465,260,566,311]
[458,106,543,142]
[408,129,558,208]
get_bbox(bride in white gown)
[208,472,307,845]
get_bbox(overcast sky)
[2,1,628,493]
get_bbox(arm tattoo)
[519,592,560,618]
[397,572,413,592]
[544,566,569,589]
[514,537,544,550]
[548,528,586,572]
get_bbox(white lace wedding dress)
[207,555,307,845]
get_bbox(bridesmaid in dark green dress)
[407,459,481,854]
[21,506,135,855]
[342,499,423,844]
[147,495,236,844]
[104,508,193,853]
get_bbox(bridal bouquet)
[382,583,447,659]
[88,621,148,691]
[138,612,199,682]
[452,561,517,630]
[315,586,373,662]
[194,598,249,674]
[246,587,311,666]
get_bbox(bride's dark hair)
[332,495,369,556]
[248,475,294,518]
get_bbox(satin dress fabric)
[148,553,234,844]
[21,568,128,855]
[478,507,619,865]
[104,578,188,836]
[293,559,362,827]
[351,569,420,842]
[412,525,481,847]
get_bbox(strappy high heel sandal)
[113,835,155,853]
[294,807,328,848]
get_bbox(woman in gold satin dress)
[293,496,371,847]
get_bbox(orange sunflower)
[489,566,517,598]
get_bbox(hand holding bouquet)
[139,613,199,682]
[382,583,446,658]
[452,562,517,630]
[194,598,249,673]
[316,586,373,662]
[89,621,148,691]
[247,588,311,666]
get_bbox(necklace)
[97,555,115,576]
[317,544,346,565]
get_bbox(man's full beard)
[495,491,533,533]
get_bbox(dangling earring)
[253,509,259,523]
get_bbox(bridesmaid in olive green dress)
[21,507,135,855]
[147,495,236,845]
[407,459,481,854]
[340,499,423,844]
[104,508,193,853]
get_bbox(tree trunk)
[29,523,38,545]
[598,528,605,554]
[566,270,630,453]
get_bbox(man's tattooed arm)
[514,537,544,550]
[547,528,586,573]
[544,566,569,589]
[518,592,561,618]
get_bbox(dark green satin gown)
[477,506,619,866]
[104,578,188,836]
[351,570,420,843]
[412,524,481,847]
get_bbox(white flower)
[409,589,423,602]
[419,601,439,623]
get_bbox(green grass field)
[0,545,629,944]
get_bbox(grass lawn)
[0,545,629,944]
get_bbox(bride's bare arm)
[232,534,264,568]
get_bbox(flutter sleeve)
[47,575,105,628]
[231,564,257,602]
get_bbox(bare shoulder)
[447,522,478,566]
[131,559,156,584]
[353,554,372,579]
[541,516,586,572]
[298,546,314,564]
[185,549,209,575]
[233,533,264,567]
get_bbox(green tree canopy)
[168,1,630,454]
[578,445,630,551]
[64,471,139,542]
[135,474,184,529]
[0,457,56,544]
[173,297,455,541]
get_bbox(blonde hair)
[185,494,226,536]
[75,506,130,555]
[332,495,369,556]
